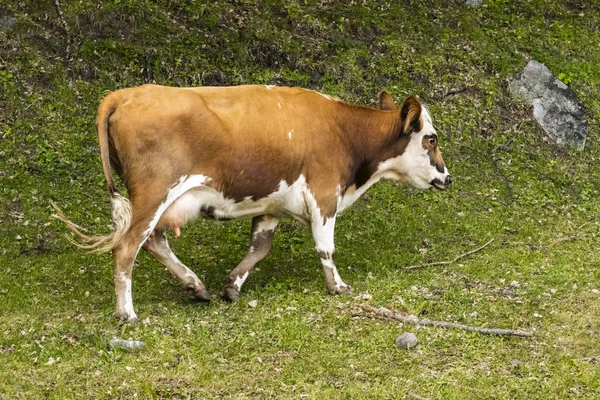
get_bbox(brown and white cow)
[52,84,451,323]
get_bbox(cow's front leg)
[221,215,279,302]
[310,210,352,295]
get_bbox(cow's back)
[105,85,350,201]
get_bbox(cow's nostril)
[445,175,452,186]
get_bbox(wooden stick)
[405,239,494,270]
[356,304,532,337]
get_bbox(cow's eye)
[428,136,437,145]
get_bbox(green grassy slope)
[1,1,600,398]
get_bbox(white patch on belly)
[145,175,209,237]
[158,174,311,232]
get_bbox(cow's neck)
[338,105,405,189]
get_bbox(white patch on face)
[377,115,449,190]
[120,272,136,319]
[234,271,249,289]
[287,129,293,140]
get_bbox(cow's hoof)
[114,310,138,324]
[185,285,212,302]
[221,285,240,302]
[329,285,353,295]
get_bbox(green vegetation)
[1,0,600,398]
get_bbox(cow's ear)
[378,90,397,111]
[400,96,423,135]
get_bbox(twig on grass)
[442,86,469,98]
[405,239,494,270]
[355,304,532,337]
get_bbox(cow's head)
[378,92,451,191]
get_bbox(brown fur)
[100,85,421,221]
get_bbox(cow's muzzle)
[431,175,452,191]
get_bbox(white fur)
[392,129,448,189]
[304,189,336,255]
[315,91,333,101]
[120,272,136,321]
[255,216,279,234]
[156,175,311,234]
[321,258,346,289]
[144,175,209,237]
[234,271,249,289]
[287,129,293,140]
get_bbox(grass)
[1,0,600,398]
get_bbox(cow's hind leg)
[221,215,279,302]
[143,230,211,302]
[112,226,148,323]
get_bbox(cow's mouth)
[431,177,451,191]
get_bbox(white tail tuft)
[51,193,132,254]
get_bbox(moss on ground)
[1,0,600,398]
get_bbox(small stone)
[0,289,7,295]
[46,356,59,365]
[248,300,258,308]
[0,16,17,32]
[591,289,599,294]
[510,359,521,367]
[15,235,22,241]
[510,280,520,288]
[356,293,373,301]
[466,0,483,6]
[109,338,146,352]
[395,332,418,349]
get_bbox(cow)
[52,84,451,323]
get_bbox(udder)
[155,191,202,237]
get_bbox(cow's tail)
[51,92,132,254]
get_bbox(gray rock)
[509,60,587,150]
[395,332,418,349]
[109,338,146,352]
[466,0,483,6]
[0,15,17,32]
